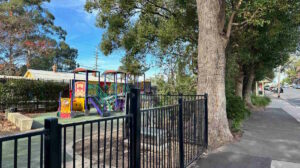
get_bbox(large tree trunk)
[196,0,233,148]
[235,65,244,98]
[26,49,31,69]
[8,45,14,76]
[244,66,255,108]
[8,54,14,75]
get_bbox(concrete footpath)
[190,97,300,168]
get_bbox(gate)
[0,88,208,168]
[138,93,208,168]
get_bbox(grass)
[251,95,271,107]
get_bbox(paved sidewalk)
[190,98,300,168]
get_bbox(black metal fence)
[0,89,208,168]
[140,94,204,109]
[139,94,207,167]
[0,129,46,168]
[60,115,133,168]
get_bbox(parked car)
[293,84,300,89]
[269,86,273,91]
[264,85,270,91]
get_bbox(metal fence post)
[204,93,208,148]
[44,118,61,168]
[178,97,184,168]
[125,92,130,139]
[129,88,141,168]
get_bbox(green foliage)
[151,74,196,95]
[283,58,300,83]
[85,0,198,75]
[0,79,68,105]
[0,0,74,75]
[119,55,149,77]
[282,77,292,85]
[226,94,250,131]
[30,41,78,72]
[251,95,271,107]
[229,0,300,71]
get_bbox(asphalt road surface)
[280,88,300,107]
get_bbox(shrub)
[226,94,250,131]
[251,95,271,107]
[0,79,68,106]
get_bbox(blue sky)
[44,0,158,78]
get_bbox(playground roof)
[103,70,127,75]
[73,68,99,73]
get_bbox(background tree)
[0,0,71,75]
[30,41,78,72]
[119,55,149,83]
[282,57,300,84]
[226,0,300,107]
[53,41,78,72]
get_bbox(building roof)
[24,69,104,82]
[260,77,272,83]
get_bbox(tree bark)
[244,66,255,108]
[235,64,244,98]
[8,43,14,76]
[196,0,233,148]
[26,49,31,69]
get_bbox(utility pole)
[95,48,99,71]
[277,66,282,98]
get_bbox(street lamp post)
[277,66,282,98]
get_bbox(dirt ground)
[0,113,20,136]
[75,128,184,167]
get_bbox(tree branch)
[146,0,176,17]
[134,4,170,19]
[232,8,261,27]
[225,0,243,39]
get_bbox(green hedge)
[251,95,271,107]
[0,79,68,105]
[226,94,251,131]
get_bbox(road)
[280,88,300,106]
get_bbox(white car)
[293,84,300,89]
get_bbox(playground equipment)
[58,68,104,118]
[103,70,129,112]
[57,68,153,118]
[101,70,153,112]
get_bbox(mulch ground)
[0,113,20,136]
[74,128,197,167]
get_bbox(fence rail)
[0,129,47,168]
[140,94,205,109]
[59,114,132,168]
[0,89,208,168]
[141,104,180,167]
